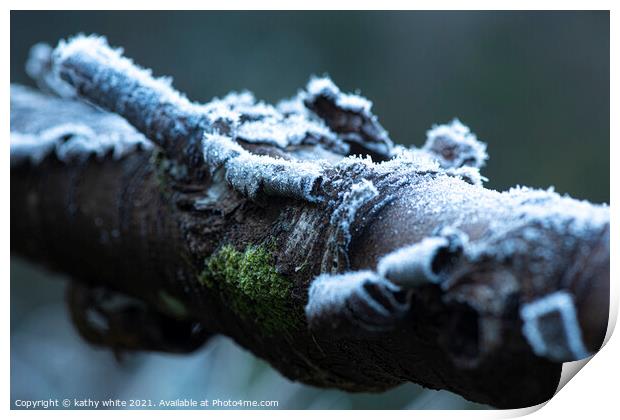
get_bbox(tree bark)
[10,35,609,409]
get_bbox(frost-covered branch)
[10,35,609,409]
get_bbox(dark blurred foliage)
[10,11,608,409]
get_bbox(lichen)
[306,270,410,333]
[302,75,394,158]
[520,290,589,361]
[377,227,468,288]
[199,244,300,334]
[321,178,378,273]
[423,119,488,169]
[203,132,325,202]
[10,122,151,167]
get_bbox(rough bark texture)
[10,35,610,409]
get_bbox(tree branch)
[10,35,609,409]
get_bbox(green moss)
[199,244,300,334]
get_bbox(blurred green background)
[10,11,609,409]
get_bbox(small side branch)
[52,35,209,170]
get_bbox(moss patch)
[199,244,300,334]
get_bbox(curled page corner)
[556,356,593,395]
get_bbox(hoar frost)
[10,123,151,166]
[423,119,488,169]
[305,76,373,115]
[202,133,325,202]
[306,270,409,332]
[377,228,467,289]
[520,291,589,362]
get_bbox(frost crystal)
[305,76,373,115]
[276,93,308,116]
[26,43,75,98]
[508,186,609,237]
[11,123,151,166]
[305,270,409,332]
[52,34,209,155]
[236,114,348,154]
[520,291,589,361]
[202,133,324,202]
[444,166,487,186]
[303,76,394,158]
[10,132,55,166]
[332,180,379,228]
[377,228,467,288]
[382,147,441,173]
[423,119,488,169]
[54,35,200,114]
[331,180,378,258]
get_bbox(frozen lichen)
[323,179,378,272]
[26,43,75,98]
[302,76,394,158]
[203,91,284,129]
[208,90,257,111]
[202,132,244,170]
[331,180,379,240]
[227,153,322,201]
[236,114,348,153]
[380,147,441,174]
[444,166,487,186]
[377,228,467,288]
[507,186,609,236]
[276,92,308,116]
[305,270,410,333]
[358,142,486,186]
[199,244,300,333]
[305,76,373,115]
[51,35,496,189]
[203,100,241,128]
[464,185,608,283]
[202,132,325,202]
[236,118,300,148]
[202,89,350,155]
[10,122,151,166]
[10,132,55,166]
[230,99,281,121]
[520,290,589,362]
[423,119,488,169]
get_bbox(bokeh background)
[10,11,609,409]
